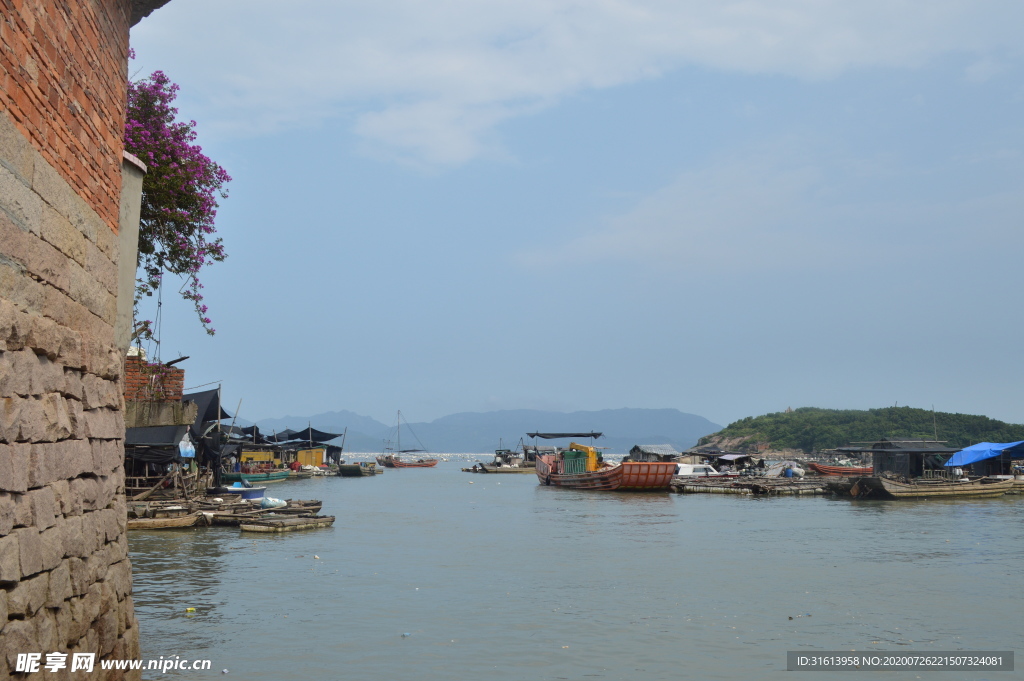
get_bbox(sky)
[128,0,1024,428]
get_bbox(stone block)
[0,492,14,535]
[0,256,46,318]
[13,492,33,527]
[57,328,83,369]
[0,619,40,670]
[67,557,90,596]
[93,475,117,512]
[0,348,33,397]
[40,202,86,267]
[0,442,29,491]
[0,109,35,182]
[58,515,85,559]
[28,486,58,529]
[78,509,101,556]
[82,407,121,440]
[49,479,69,515]
[62,368,84,400]
[7,570,49,617]
[0,163,42,235]
[38,525,63,571]
[37,392,74,442]
[106,559,131,599]
[82,374,119,410]
[25,314,62,361]
[0,532,21,582]
[67,398,86,440]
[11,396,43,443]
[28,442,57,488]
[46,560,73,608]
[16,526,43,576]
[53,601,73,647]
[96,607,118,657]
[92,439,122,475]
[94,508,119,544]
[34,606,59,653]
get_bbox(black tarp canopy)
[184,389,232,440]
[527,432,603,440]
[268,427,345,442]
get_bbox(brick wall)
[123,356,184,402]
[0,0,131,232]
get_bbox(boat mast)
[396,410,401,457]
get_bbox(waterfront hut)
[837,439,958,479]
[627,444,681,462]
[944,441,1024,478]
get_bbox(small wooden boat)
[536,443,676,491]
[852,476,1014,499]
[221,469,291,484]
[240,515,336,532]
[127,512,205,530]
[223,482,267,500]
[809,463,873,476]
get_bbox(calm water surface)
[128,466,1024,680]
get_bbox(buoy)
[185,607,196,613]
[402,633,411,638]
[314,555,319,559]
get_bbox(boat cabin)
[627,444,681,462]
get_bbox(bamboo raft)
[239,515,336,533]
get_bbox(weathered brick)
[0,348,34,397]
[12,492,33,528]
[57,514,84,558]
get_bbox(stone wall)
[0,0,144,677]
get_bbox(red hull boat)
[808,463,873,476]
[535,452,675,491]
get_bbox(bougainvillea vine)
[125,62,231,337]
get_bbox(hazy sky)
[129,1,1024,427]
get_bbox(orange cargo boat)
[808,463,873,476]
[535,442,675,491]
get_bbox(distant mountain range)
[244,408,722,454]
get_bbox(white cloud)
[132,0,1024,163]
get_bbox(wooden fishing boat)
[808,463,873,476]
[852,476,1014,499]
[127,512,204,530]
[536,443,676,491]
[240,515,336,533]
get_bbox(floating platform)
[671,478,828,496]
[239,515,336,532]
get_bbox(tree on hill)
[700,407,1024,453]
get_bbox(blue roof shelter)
[945,441,1024,467]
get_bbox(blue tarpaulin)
[944,441,1024,467]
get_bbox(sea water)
[128,465,1024,680]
